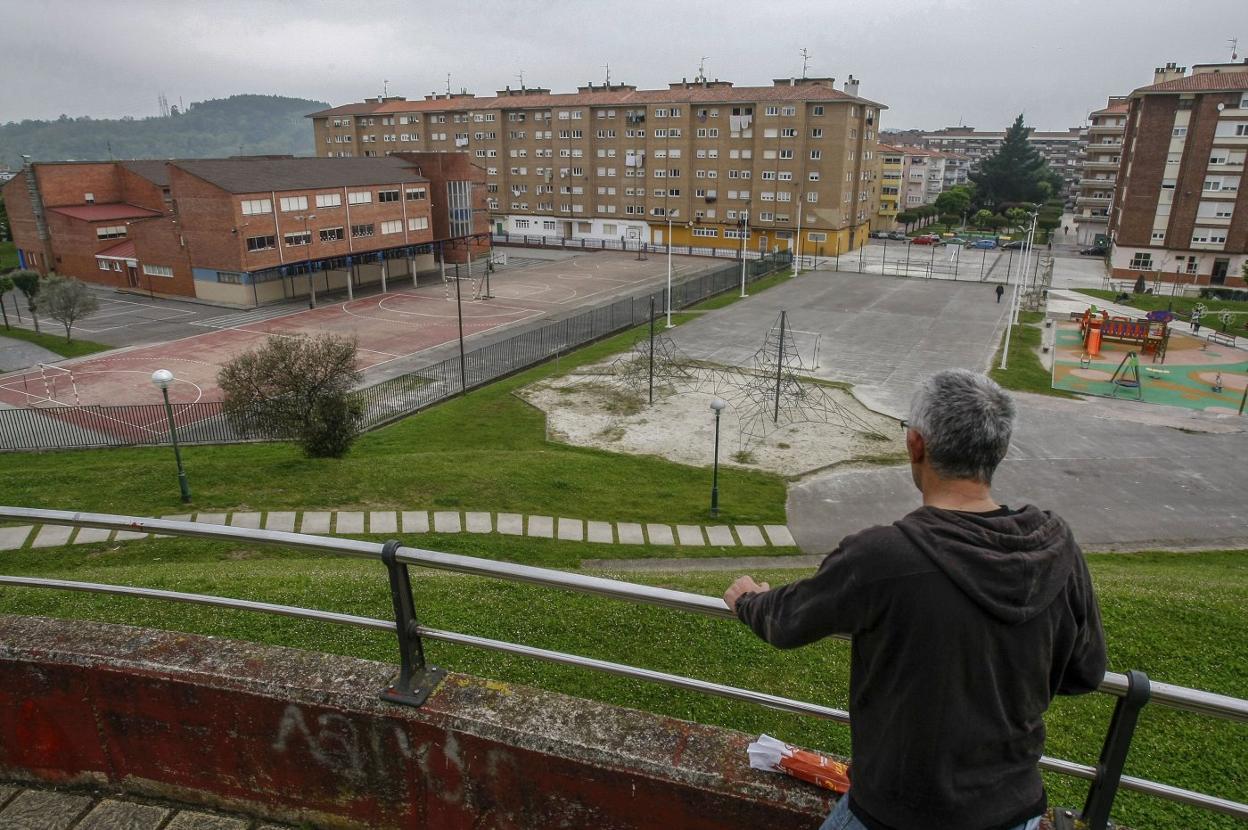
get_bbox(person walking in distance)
[724,370,1106,830]
[995,283,1005,303]
[1191,307,1203,333]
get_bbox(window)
[241,199,272,215]
[319,227,345,242]
[217,271,243,284]
[809,171,820,182]
[1151,231,1166,241]
[806,192,818,203]
[765,106,779,116]
[350,224,375,238]
[781,128,797,138]
[284,231,311,246]
[142,264,173,278]
[378,190,400,203]
[1128,252,1152,270]
[380,220,403,235]
[1172,127,1187,138]
[97,259,110,270]
[84,192,95,203]
[807,232,827,242]
[347,191,372,205]
[810,149,822,160]
[692,227,718,238]
[316,193,341,208]
[1191,229,1228,244]
[402,216,427,232]
[279,196,308,212]
[96,225,126,240]
[779,149,794,160]
[246,235,276,252]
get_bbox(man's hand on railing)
[724,575,770,614]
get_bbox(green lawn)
[0,326,113,358]
[990,311,1077,398]
[1,274,793,526]
[0,538,1241,830]
[0,240,17,272]
[1077,288,1248,323]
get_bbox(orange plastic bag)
[747,734,851,793]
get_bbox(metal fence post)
[1081,669,1151,830]
[379,540,446,707]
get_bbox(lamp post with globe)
[709,398,727,516]
[151,369,191,503]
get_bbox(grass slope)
[0,326,112,358]
[0,539,1241,830]
[989,311,1076,398]
[1076,288,1248,321]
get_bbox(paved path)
[0,509,799,551]
[0,781,292,829]
[0,335,62,373]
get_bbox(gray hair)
[908,369,1015,484]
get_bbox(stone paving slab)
[582,554,825,572]
[73,527,113,544]
[300,512,330,533]
[735,526,767,547]
[646,524,675,545]
[265,512,296,532]
[0,526,33,550]
[32,525,74,548]
[763,525,796,547]
[586,521,614,543]
[195,513,227,525]
[497,513,524,535]
[401,511,429,532]
[465,512,492,533]
[165,811,250,830]
[676,525,705,546]
[229,512,261,529]
[113,530,149,541]
[156,514,192,538]
[433,511,461,533]
[78,799,170,829]
[335,511,364,534]
[0,789,94,830]
[616,522,645,544]
[557,518,584,541]
[705,525,735,547]
[369,511,397,534]
[527,515,553,538]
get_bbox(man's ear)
[906,429,925,464]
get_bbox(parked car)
[940,237,968,246]
[1001,240,1024,250]
[887,231,907,241]
[966,238,998,250]
[870,230,890,239]
[1080,246,1109,256]
[910,234,941,245]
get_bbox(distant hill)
[0,94,329,168]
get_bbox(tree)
[39,274,99,342]
[934,187,971,220]
[10,270,41,333]
[0,275,12,329]
[218,334,363,458]
[896,210,919,231]
[970,114,1063,210]
[1005,207,1030,232]
[971,209,994,229]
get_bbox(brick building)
[2,155,488,307]
[1108,60,1248,287]
[308,74,886,256]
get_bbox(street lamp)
[709,398,727,516]
[151,369,191,503]
[739,202,751,298]
[665,209,679,328]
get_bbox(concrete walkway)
[0,334,61,373]
[0,509,798,552]
[0,781,292,829]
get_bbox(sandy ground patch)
[519,365,905,477]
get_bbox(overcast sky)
[1,0,1243,129]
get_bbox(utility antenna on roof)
[446,73,452,96]
[516,69,525,88]
[604,63,610,86]
[800,48,812,79]
[1230,37,1240,60]
[383,79,389,97]
[696,56,709,83]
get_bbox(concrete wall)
[0,615,833,829]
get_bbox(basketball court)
[0,250,716,410]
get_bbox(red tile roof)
[308,83,884,118]
[1134,72,1248,95]
[48,203,163,222]
[94,240,137,259]
[1090,102,1130,116]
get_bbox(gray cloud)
[1,0,1242,131]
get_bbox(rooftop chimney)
[844,75,860,97]
[1153,62,1186,84]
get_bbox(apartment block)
[2,155,487,307]
[877,144,905,227]
[920,126,1085,196]
[1074,97,1131,245]
[1109,59,1248,287]
[309,74,886,255]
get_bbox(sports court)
[0,250,715,409]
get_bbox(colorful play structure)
[1079,306,1171,363]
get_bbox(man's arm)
[1055,555,1108,695]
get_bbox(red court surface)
[0,252,704,409]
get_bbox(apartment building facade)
[3,155,486,307]
[1074,98,1130,245]
[309,75,886,255]
[877,144,904,227]
[1108,60,1248,287]
[922,126,1085,197]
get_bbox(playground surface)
[1051,324,1248,413]
[0,251,714,410]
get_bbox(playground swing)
[1109,352,1143,400]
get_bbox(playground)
[1051,314,1248,413]
[0,250,714,410]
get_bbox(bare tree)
[218,333,363,457]
[10,270,42,333]
[40,275,100,342]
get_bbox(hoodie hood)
[895,504,1079,625]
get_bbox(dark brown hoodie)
[735,504,1106,830]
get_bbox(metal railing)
[0,507,1243,827]
[0,252,792,452]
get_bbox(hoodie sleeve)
[1054,553,1108,695]
[735,543,869,649]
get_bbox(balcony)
[1076,194,1113,206]
[1084,159,1121,170]
[1075,213,1109,223]
[1089,124,1125,134]
[1079,177,1117,187]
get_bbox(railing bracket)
[378,539,445,707]
[1081,668,1151,830]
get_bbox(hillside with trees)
[0,94,329,168]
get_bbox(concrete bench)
[1204,330,1236,349]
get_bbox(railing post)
[1082,669,1151,830]
[378,539,446,707]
